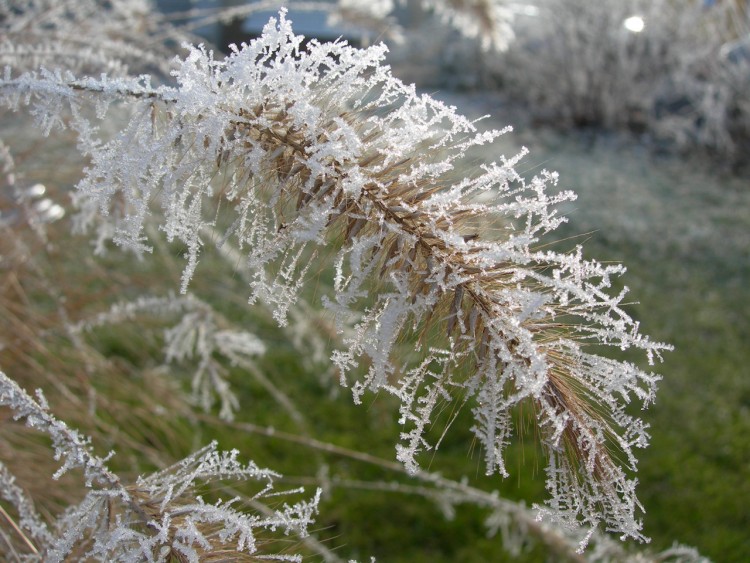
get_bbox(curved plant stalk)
[211,417,707,563]
[0,10,670,547]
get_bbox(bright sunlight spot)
[623,15,646,33]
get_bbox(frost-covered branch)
[0,370,125,492]
[0,10,671,547]
[0,370,320,562]
[0,462,53,557]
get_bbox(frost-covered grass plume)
[0,5,675,557]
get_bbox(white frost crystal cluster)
[0,371,320,562]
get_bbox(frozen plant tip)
[0,10,671,547]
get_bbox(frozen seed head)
[1,8,671,547]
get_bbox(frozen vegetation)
[1,1,747,561]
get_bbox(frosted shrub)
[499,0,749,156]
[0,6,674,556]
[0,0,181,78]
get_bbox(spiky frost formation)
[0,11,670,546]
[0,370,320,562]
